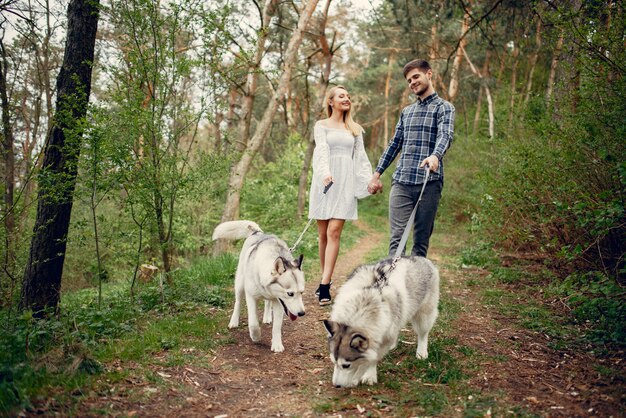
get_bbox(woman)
[309,85,373,305]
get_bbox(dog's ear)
[323,319,338,337]
[272,257,286,277]
[296,254,304,270]
[350,334,369,352]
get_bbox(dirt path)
[436,251,624,418]
[129,220,386,417]
[74,221,624,417]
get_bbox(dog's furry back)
[324,256,439,387]
[331,257,439,356]
[212,220,262,241]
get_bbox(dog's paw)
[361,374,378,385]
[415,349,428,360]
[249,326,261,342]
[262,314,272,324]
[361,365,378,385]
[271,341,285,353]
[228,320,239,329]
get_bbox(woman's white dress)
[308,122,373,220]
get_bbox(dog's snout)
[342,363,351,369]
[334,384,342,388]
[298,311,305,317]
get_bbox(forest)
[0,0,624,416]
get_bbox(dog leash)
[390,164,431,269]
[289,181,333,253]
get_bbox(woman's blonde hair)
[325,85,363,137]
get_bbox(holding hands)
[367,173,383,195]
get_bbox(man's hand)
[420,155,439,172]
[367,173,383,194]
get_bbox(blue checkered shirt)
[375,92,455,185]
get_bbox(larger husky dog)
[323,256,439,387]
[212,220,305,353]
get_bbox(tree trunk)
[220,0,320,230]
[523,17,542,107]
[237,0,278,153]
[447,12,469,103]
[545,32,564,102]
[473,85,483,136]
[462,45,494,138]
[296,0,333,217]
[0,39,15,273]
[21,0,100,316]
[508,41,520,130]
[383,52,396,148]
[429,18,446,94]
[226,86,238,134]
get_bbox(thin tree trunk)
[226,87,237,129]
[0,39,15,271]
[523,18,542,107]
[473,85,483,135]
[466,50,493,135]
[447,12,469,103]
[297,0,332,217]
[237,0,278,153]
[21,0,100,316]
[383,52,396,148]
[221,0,320,230]
[212,111,223,153]
[462,45,494,138]
[545,32,564,102]
[22,89,40,212]
[429,16,446,95]
[508,42,520,130]
[90,160,103,308]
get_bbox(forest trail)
[75,221,622,417]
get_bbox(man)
[368,59,455,257]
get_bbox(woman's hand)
[367,174,383,194]
[323,176,334,186]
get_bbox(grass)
[2,129,623,416]
[0,254,237,416]
[308,212,494,417]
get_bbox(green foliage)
[551,272,626,348]
[460,240,499,269]
[239,132,320,259]
[0,253,236,415]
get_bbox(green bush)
[552,272,626,348]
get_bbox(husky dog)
[323,256,439,387]
[212,220,305,353]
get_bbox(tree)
[0,37,15,276]
[296,0,336,217]
[103,0,227,277]
[20,0,100,316]
[219,0,320,227]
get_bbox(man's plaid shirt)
[375,92,455,185]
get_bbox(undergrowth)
[460,242,626,354]
[0,254,236,416]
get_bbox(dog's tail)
[212,220,263,241]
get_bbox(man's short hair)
[403,59,432,78]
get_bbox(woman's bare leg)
[316,220,329,278]
[321,219,345,285]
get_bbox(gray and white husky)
[323,256,439,387]
[212,220,305,353]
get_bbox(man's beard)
[413,84,428,96]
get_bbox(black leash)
[388,164,431,272]
[289,181,333,252]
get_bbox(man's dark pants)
[388,179,443,257]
